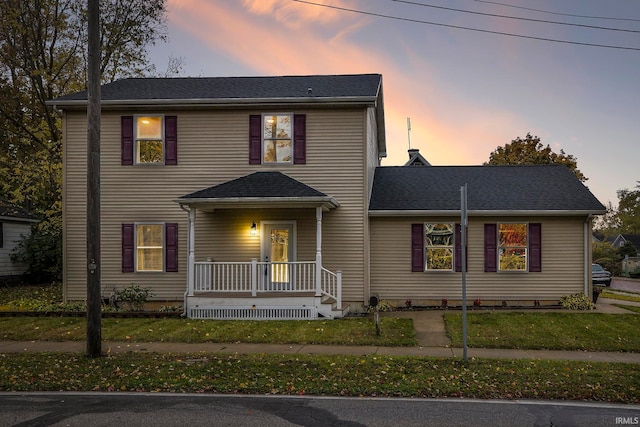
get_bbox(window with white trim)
[136,223,164,272]
[498,223,527,271]
[263,113,292,163]
[425,223,454,271]
[135,115,164,164]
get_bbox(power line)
[470,0,640,23]
[291,0,640,51]
[391,0,640,33]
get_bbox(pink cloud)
[164,0,526,167]
[241,0,347,27]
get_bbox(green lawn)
[1,352,638,403]
[3,284,640,403]
[0,316,417,346]
[444,311,640,352]
[601,289,640,303]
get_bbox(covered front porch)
[176,172,347,320]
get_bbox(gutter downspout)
[584,214,592,296]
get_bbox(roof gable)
[180,171,327,199]
[404,149,431,166]
[620,234,640,249]
[369,164,606,214]
[175,172,339,211]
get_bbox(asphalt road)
[1,392,639,427]
[611,277,640,293]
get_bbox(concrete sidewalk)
[1,338,639,364]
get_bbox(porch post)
[315,206,322,297]
[251,258,258,297]
[336,270,342,310]
[187,208,196,297]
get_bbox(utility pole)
[86,0,102,357]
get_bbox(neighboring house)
[404,148,431,166]
[0,200,39,282]
[50,74,606,319]
[606,234,640,256]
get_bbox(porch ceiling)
[174,171,340,212]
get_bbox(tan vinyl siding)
[63,108,372,302]
[193,209,316,263]
[63,113,89,300]
[370,216,587,303]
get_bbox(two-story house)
[51,73,606,319]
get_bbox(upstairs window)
[249,114,306,165]
[263,114,292,163]
[136,116,164,164]
[121,115,177,165]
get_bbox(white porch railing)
[192,260,341,307]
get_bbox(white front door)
[262,222,295,290]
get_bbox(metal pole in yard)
[461,184,468,364]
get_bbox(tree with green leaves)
[616,182,640,234]
[593,201,620,236]
[592,240,620,275]
[485,133,586,182]
[0,0,170,281]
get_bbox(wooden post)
[187,208,195,296]
[86,0,102,357]
[251,258,258,297]
[315,207,322,296]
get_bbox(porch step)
[189,305,317,320]
[317,299,350,319]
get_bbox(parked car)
[592,263,612,286]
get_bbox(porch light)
[250,221,258,236]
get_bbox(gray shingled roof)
[175,172,339,210]
[0,200,39,222]
[606,234,640,252]
[180,172,326,199]
[369,165,606,214]
[620,234,640,250]
[51,74,382,103]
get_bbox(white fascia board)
[368,210,605,217]
[0,215,40,223]
[175,196,340,211]
[48,96,378,110]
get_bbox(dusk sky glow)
[149,0,640,207]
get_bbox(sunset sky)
[149,0,639,207]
